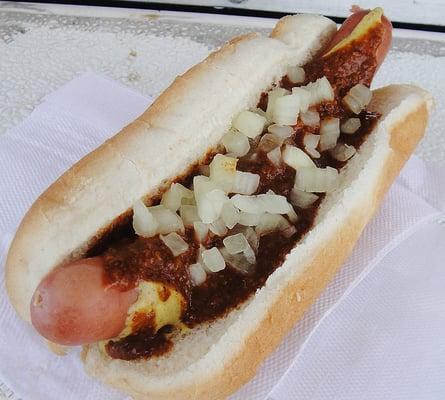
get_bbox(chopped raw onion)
[149,205,184,234]
[160,232,188,257]
[272,94,300,125]
[223,233,249,254]
[189,263,207,286]
[243,244,256,264]
[179,205,200,227]
[303,133,321,158]
[222,128,250,157]
[266,87,290,120]
[255,213,290,236]
[238,212,262,226]
[232,193,290,214]
[300,109,320,127]
[220,202,240,229]
[209,154,237,193]
[244,227,259,251]
[132,199,158,238]
[220,248,251,274]
[330,143,356,161]
[209,218,228,236]
[193,176,227,223]
[257,133,283,153]
[233,171,260,195]
[202,247,226,272]
[287,206,299,223]
[319,117,340,151]
[291,87,311,113]
[267,147,282,166]
[287,65,306,83]
[305,76,334,105]
[341,118,361,134]
[282,144,316,169]
[342,84,372,114]
[290,188,319,208]
[232,110,266,138]
[267,124,293,139]
[194,221,209,242]
[161,183,193,211]
[294,166,338,193]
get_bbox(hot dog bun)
[5,14,432,400]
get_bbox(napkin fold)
[0,73,444,400]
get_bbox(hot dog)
[5,8,432,399]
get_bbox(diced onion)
[209,154,237,193]
[161,183,193,211]
[223,233,249,255]
[294,166,338,193]
[238,212,262,226]
[194,221,209,242]
[319,117,340,151]
[232,110,266,138]
[300,109,320,127]
[290,188,319,208]
[330,143,356,161]
[343,84,372,114]
[243,244,256,264]
[287,65,306,83]
[149,205,184,234]
[220,202,240,229]
[282,144,316,169]
[267,147,282,166]
[266,87,290,120]
[193,176,227,223]
[189,263,207,286]
[222,128,250,157]
[267,124,293,139]
[257,133,283,153]
[287,206,299,223]
[220,248,251,274]
[272,94,300,125]
[202,247,226,272]
[304,76,334,105]
[209,218,228,236]
[255,214,290,236]
[160,232,189,257]
[244,227,259,251]
[291,87,311,113]
[180,205,200,227]
[132,199,158,238]
[303,134,321,158]
[341,118,361,134]
[232,193,290,214]
[233,171,260,195]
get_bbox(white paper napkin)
[0,73,444,400]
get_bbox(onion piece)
[290,188,319,208]
[238,212,262,226]
[222,128,250,157]
[272,93,300,125]
[243,244,256,264]
[342,84,372,114]
[149,205,184,234]
[303,133,321,158]
[232,171,260,195]
[132,199,158,238]
[232,193,290,214]
[319,117,340,151]
[220,248,251,274]
[220,202,240,229]
[223,233,249,255]
[255,214,290,236]
[267,124,293,139]
[304,76,334,105]
[257,133,283,153]
[282,144,316,169]
[300,109,320,127]
[180,205,200,227]
[291,87,311,113]
[287,65,306,83]
[194,221,209,242]
[209,154,237,193]
[161,183,193,211]
[341,118,361,134]
[266,87,290,121]
[160,232,189,257]
[232,110,266,139]
[209,218,228,236]
[244,227,259,252]
[294,166,338,193]
[202,247,226,272]
[193,176,227,223]
[267,146,282,166]
[189,263,207,286]
[330,143,356,161]
[287,206,299,223]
